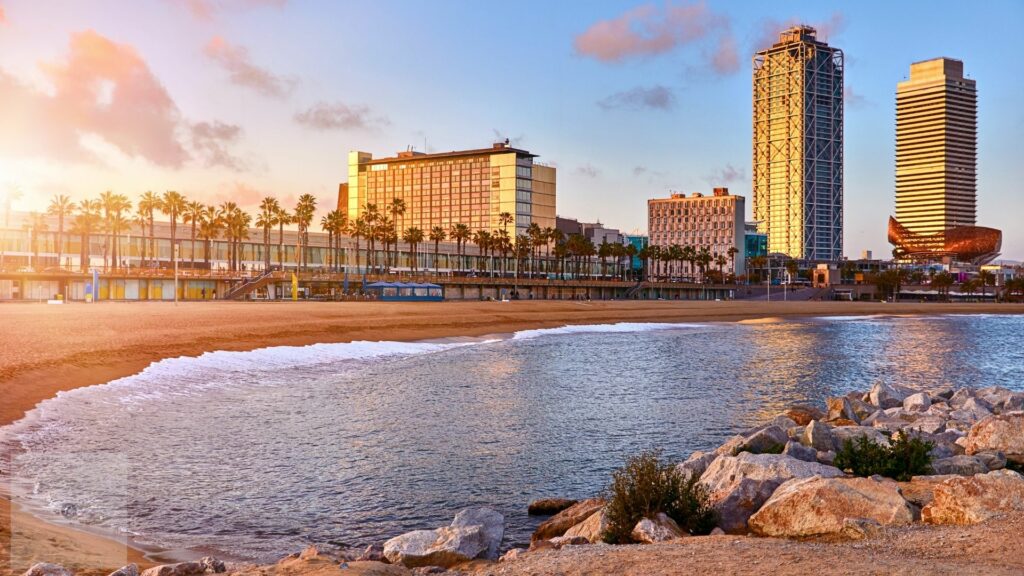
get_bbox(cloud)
[217,181,265,207]
[753,12,846,53]
[576,163,601,178]
[574,1,731,64]
[0,6,7,25]
[844,86,867,108]
[710,33,739,74]
[294,101,389,131]
[633,165,648,176]
[0,30,188,167]
[597,85,675,111]
[204,36,295,98]
[0,30,246,171]
[175,0,287,20]
[704,163,745,185]
[191,121,244,170]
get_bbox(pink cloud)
[0,30,188,166]
[294,101,389,131]
[176,0,287,20]
[710,33,739,74]
[0,30,247,171]
[203,36,295,98]
[574,1,729,63]
[0,6,7,25]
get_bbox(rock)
[898,475,960,509]
[977,386,1014,411]
[782,440,817,463]
[769,415,800,429]
[846,396,877,421]
[710,527,725,536]
[950,398,993,424]
[922,469,1024,525]
[949,387,976,410]
[831,426,891,449]
[141,564,206,576]
[830,418,859,427]
[827,396,860,423]
[499,548,525,562]
[783,405,825,426]
[562,508,609,543]
[910,416,946,435]
[382,526,487,568]
[965,412,1024,464]
[748,476,914,538]
[108,566,139,576]
[816,450,836,466]
[699,453,844,534]
[869,382,907,409]
[527,539,555,552]
[741,425,789,454]
[715,435,747,456]
[930,455,988,476]
[451,506,504,561]
[23,564,73,576]
[199,559,224,574]
[974,451,1007,471]
[839,517,882,540]
[411,568,446,576]
[548,535,590,548]
[630,512,686,543]
[1002,394,1024,414]
[801,420,835,452]
[676,451,717,480]
[531,498,604,541]
[903,392,931,413]
[527,498,577,516]
[929,386,955,401]
[357,543,386,562]
[298,546,321,560]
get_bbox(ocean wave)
[512,322,706,341]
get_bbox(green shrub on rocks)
[601,450,717,544]
[833,433,934,481]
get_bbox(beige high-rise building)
[345,142,556,236]
[895,58,977,241]
[647,188,746,276]
[753,25,844,261]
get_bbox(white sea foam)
[512,322,705,341]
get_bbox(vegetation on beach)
[833,433,934,481]
[602,450,717,544]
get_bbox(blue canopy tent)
[364,281,444,302]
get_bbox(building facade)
[753,25,844,261]
[647,188,746,275]
[344,142,556,237]
[895,57,977,241]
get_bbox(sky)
[1,0,1022,259]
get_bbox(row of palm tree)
[638,244,739,283]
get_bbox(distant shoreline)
[2,300,1024,573]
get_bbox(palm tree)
[348,215,368,274]
[182,200,205,268]
[494,229,512,277]
[363,203,380,273]
[403,227,424,274]
[388,198,406,270]
[727,246,739,284]
[138,191,160,267]
[319,210,345,272]
[219,201,240,270]
[498,211,514,237]
[449,223,470,273]
[472,230,491,275]
[98,190,117,270]
[697,247,712,283]
[197,205,223,266]
[22,212,48,269]
[429,225,446,275]
[133,210,149,268]
[547,228,564,277]
[293,194,317,271]
[160,190,187,266]
[526,223,543,278]
[598,240,612,278]
[72,199,102,272]
[715,253,728,284]
[47,194,74,270]
[275,207,291,269]
[978,269,995,299]
[257,197,280,271]
[624,243,638,281]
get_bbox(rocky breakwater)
[512,382,1024,565]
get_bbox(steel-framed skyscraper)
[753,25,844,261]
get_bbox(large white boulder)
[922,469,1024,525]
[451,506,504,560]
[965,412,1024,464]
[383,525,487,568]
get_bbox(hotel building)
[895,58,977,240]
[344,142,556,236]
[753,25,844,261]
[647,188,746,276]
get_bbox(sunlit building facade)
[647,188,746,275]
[895,58,977,243]
[753,25,844,261]
[345,142,556,236]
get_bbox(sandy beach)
[3,299,1024,575]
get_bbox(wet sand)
[2,299,1023,574]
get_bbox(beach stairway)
[223,270,279,300]
[624,281,645,299]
